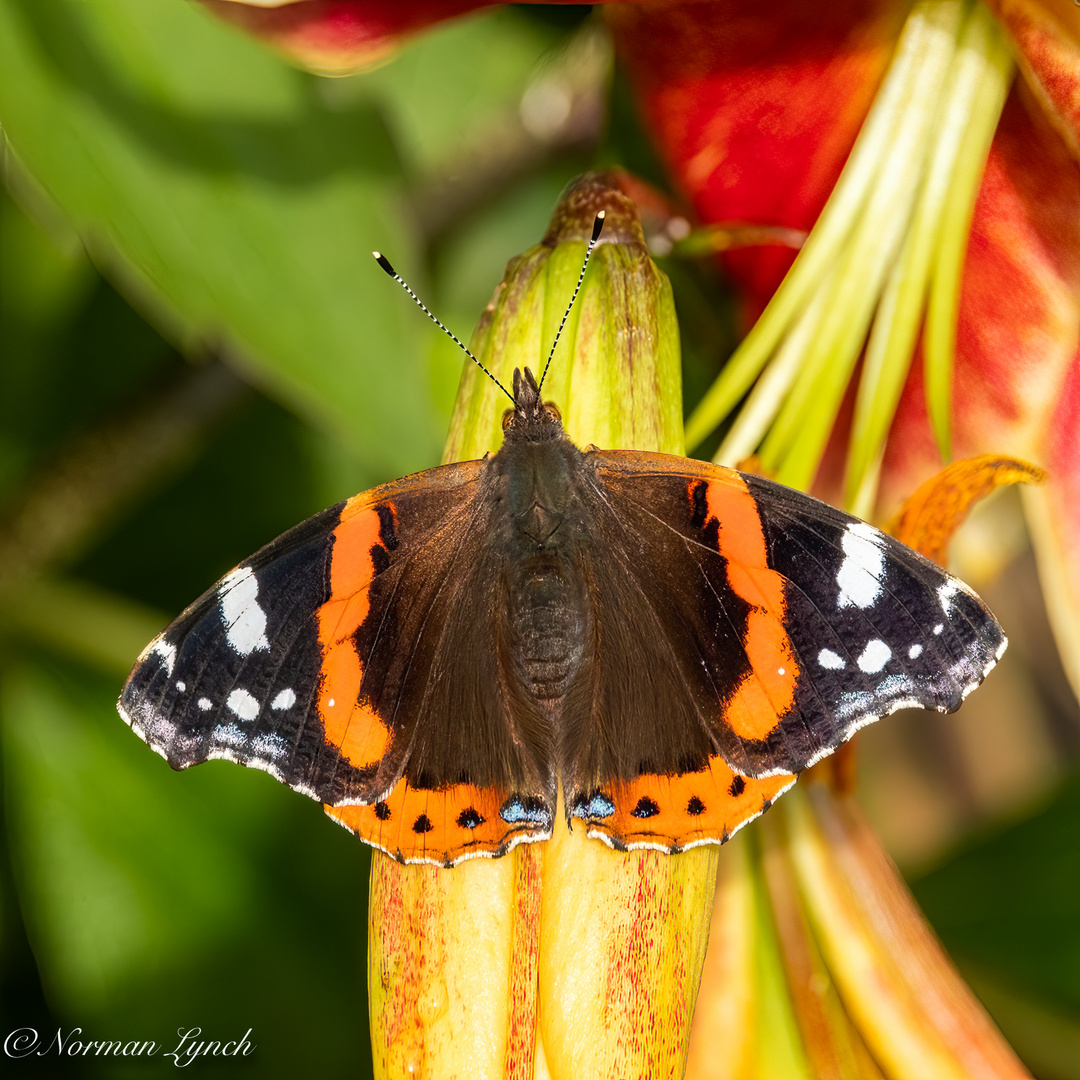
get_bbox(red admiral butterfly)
[119,215,1005,866]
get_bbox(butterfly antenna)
[372,252,514,402]
[537,211,605,393]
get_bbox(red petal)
[201,0,498,75]
[203,0,632,76]
[881,84,1080,508]
[1028,355,1080,700]
[606,0,905,322]
[985,0,1080,163]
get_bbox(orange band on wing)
[315,498,393,769]
[582,755,796,852]
[326,781,545,865]
[702,476,799,740]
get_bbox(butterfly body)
[489,379,592,717]
[120,368,1005,866]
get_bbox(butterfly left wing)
[564,450,1005,852]
[119,459,557,866]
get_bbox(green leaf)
[0,0,437,476]
[912,771,1080,1078]
[0,188,95,498]
[356,7,575,178]
[2,655,372,1074]
[912,773,1080,1014]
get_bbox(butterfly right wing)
[563,450,1004,853]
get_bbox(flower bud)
[370,172,713,1080]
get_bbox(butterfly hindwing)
[327,779,547,866]
[574,758,796,854]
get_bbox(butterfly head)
[502,367,564,442]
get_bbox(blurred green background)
[0,1,1077,1077]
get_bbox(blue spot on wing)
[499,795,552,827]
[571,791,616,820]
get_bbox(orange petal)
[537,811,717,1079]
[367,845,540,1079]
[684,837,758,1079]
[782,781,1031,1079]
[887,454,1046,564]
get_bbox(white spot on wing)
[933,624,944,635]
[938,580,960,613]
[271,688,296,711]
[198,697,212,711]
[818,649,845,670]
[226,688,259,721]
[908,644,923,659]
[219,567,270,655]
[175,681,186,692]
[836,522,887,609]
[150,639,177,675]
[857,639,892,674]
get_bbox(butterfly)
[119,217,1005,867]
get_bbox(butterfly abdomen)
[509,555,589,705]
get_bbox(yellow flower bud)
[369,172,714,1079]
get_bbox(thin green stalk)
[762,4,964,486]
[715,286,829,467]
[846,0,1009,506]
[849,447,885,521]
[925,4,1013,460]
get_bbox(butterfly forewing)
[741,471,1005,747]
[570,452,1005,824]
[120,502,354,800]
